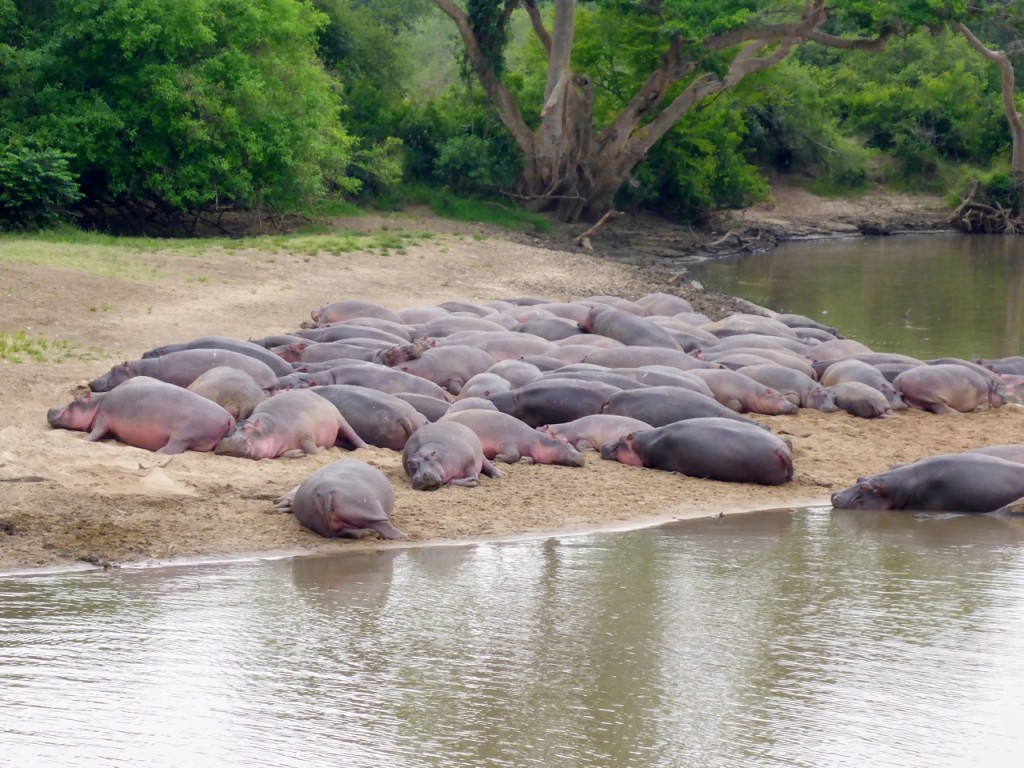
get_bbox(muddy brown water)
[5,234,1024,765]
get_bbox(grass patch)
[400,185,552,233]
[0,332,95,363]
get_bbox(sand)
[2,208,1021,574]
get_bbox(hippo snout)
[411,469,444,491]
[213,432,249,457]
[46,406,64,426]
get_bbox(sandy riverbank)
[3,196,1016,573]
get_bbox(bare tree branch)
[522,0,552,56]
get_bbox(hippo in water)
[47,376,234,454]
[274,460,407,540]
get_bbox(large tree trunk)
[436,0,888,223]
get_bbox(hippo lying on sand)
[831,453,1024,513]
[402,420,504,490]
[274,460,407,540]
[47,376,234,454]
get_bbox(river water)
[687,232,1024,360]
[6,235,1024,765]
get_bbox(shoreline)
[3,191,1014,575]
[0,495,835,580]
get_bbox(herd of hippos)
[44,291,1024,541]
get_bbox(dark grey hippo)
[214,390,366,459]
[600,417,794,485]
[539,414,654,452]
[142,335,295,376]
[831,453,1024,512]
[274,460,407,540]
[602,387,762,428]
[828,381,893,419]
[187,366,267,420]
[894,364,1004,414]
[47,376,234,454]
[401,420,504,490]
[443,410,585,466]
[89,349,279,393]
[486,380,621,428]
[392,393,452,422]
[309,385,428,450]
[516,317,583,341]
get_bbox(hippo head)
[89,361,134,392]
[213,419,261,457]
[599,434,643,467]
[404,450,445,491]
[763,388,799,415]
[830,478,891,510]
[47,392,99,430]
[997,374,1024,404]
[805,386,839,413]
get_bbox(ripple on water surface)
[2,508,1024,767]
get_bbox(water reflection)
[688,233,1024,359]
[2,509,1024,767]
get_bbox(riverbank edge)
[0,494,834,580]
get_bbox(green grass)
[399,184,552,233]
[0,331,95,363]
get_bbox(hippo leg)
[337,419,368,451]
[926,402,960,415]
[481,458,505,478]
[370,521,409,540]
[86,416,111,442]
[157,439,190,455]
[449,476,481,487]
[494,443,525,464]
[299,436,321,455]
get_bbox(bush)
[0,147,82,230]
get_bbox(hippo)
[516,317,583,341]
[274,460,407,540]
[293,324,410,345]
[736,364,838,412]
[309,385,428,450]
[443,410,584,466]
[293,362,451,400]
[300,340,424,367]
[614,367,716,398]
[487,380,621,428]
[540,414,654,452]
[214,390,366,459]
[392,392,452,422]
[187,366,267,420]
[457,372,514,399]
[47,376,234,454]
[486,360,544,388]
[685,369,798,415]
[397,345,496,395]
[600,417,793,485]
[635,292,694,316]
[702,348,816,379]
[413,316,510,337]
[402,420,504,490]
[578,305,682,350]
[701,333,810,355]
[831,453,1024,512]
[700,314,799,340]
[581,346,715,371]
[446,397,499,414]
[804,338,874,363]
[894,364,1004,415]
[90,349,279,392]
[309,299,403,326]
[965,444,1024,464]
[828,381,893,419]
[820,359,905,409]
[602,387,762,428]
[540,369,650,390]
[141,335,295,376]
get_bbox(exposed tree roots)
[950,182,1024,234]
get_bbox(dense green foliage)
[0,0,1021,231]
[0,0,357,232]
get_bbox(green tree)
[0,0,356,233]
[431,0,975,222]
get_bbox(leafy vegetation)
[0,0,1022,231]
